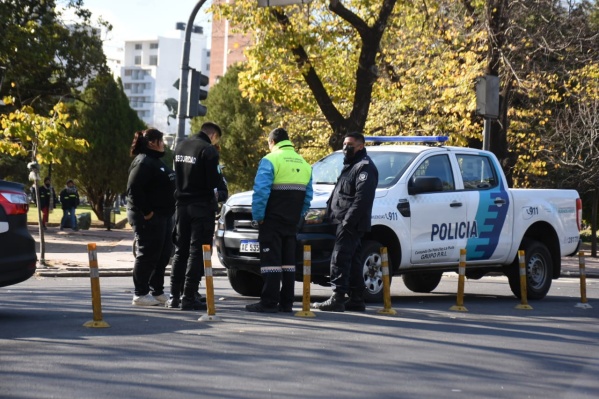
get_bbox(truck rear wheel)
[508,238,552,300]
[227,269,263,297]
[360,240,389,303]
[402,272,443,293]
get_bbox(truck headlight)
[304,208,326,225]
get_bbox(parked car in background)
[0,179,37,287]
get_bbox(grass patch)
[27,204,128,226]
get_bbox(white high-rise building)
[120,24,210,140]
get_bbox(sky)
[66,0,213,59]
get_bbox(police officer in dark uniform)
[312,132,378,312]
[168,122,227,311]
[246,128,313,313]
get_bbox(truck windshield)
[312,151,417,188]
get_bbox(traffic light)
[188,68,208,117]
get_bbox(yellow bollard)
[449,248,468,312]
[377,247,397,316]
[83,243,110,328]
[199,244,222,321]
[575,251,593,309]
[295,245,316,317]
[515,250,533,310]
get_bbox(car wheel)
[227,268,263,297]
[402,272,443,293]
[508,238,553,300]
[360,240,389,303]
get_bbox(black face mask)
[343,145,355,158]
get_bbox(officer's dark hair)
[130,128,164,156]
[201,122,222,138]
[268,127,289,144]
[344,132,365,144]
[44,177,50,184]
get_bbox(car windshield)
[312,150,417,188]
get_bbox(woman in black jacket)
[126,129,176,307]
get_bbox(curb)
[36,267,228,278]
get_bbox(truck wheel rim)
[528,253,547,289]
[363,252,383,294]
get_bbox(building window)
[134,56,141,65]
[206,50,211,57]
[149,55,158,66]
[124,69,132,76]
[135,43,142,50]
[124,83,131,90]
[150,43,159,49]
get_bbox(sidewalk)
[30,225,599,279]
[30,225,226,278]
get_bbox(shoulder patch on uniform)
[359,172,368,181]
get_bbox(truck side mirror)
[408,176,443,195]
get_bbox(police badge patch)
[359,172,368,181]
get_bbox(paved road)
[1,275,598,399]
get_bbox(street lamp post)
[175,0,208,148]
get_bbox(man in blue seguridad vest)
[246,128,313,313]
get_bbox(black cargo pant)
[259,220,297,308]
[171,202,215,299]
[130,213,173,297]
[329,223,364,296]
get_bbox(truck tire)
[402,272,443,293]
[508,238,553,300]
[227,269,263,297]
[360,240,389,303]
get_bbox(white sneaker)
[152,293,169,305]
[132,294,160,306]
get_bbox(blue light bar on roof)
[364,136,449,143]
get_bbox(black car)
[0,179,37,287]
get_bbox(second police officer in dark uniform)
[168,122,228,311]
[312,132,378,312]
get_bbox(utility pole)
[175,0,208,148]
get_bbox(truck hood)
[226,183,387,208]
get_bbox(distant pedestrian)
[126,128,176,307]
[59,179,80,231]
[38,177,57,230]
[246,127,313,313]
[311,132,378,312]
[169,122,227,311]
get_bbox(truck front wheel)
[360,240,389,303]
[227,269,263,297]
[402,272,443,293]
[507,238,553,300]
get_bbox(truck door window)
[457,155,497,189]
[413,155,455,191]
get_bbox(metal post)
[377,247,397,316]
[83,243,110,328]
[175,0,208,148]
[450,248,468,312]
[295,245,315,317]
[199,244,222,321]
[482,118,491,151]
[515,250,533,310]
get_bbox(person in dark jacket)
[246,128,313,313]
[39,177,57,230]
[168,122,227,311]
[59,179,80,231]
[312,132,378,312]
[126,128,176,307]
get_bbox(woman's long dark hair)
[130,128,163,156]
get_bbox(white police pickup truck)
[215,137,581,301]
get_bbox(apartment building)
[210,0,249,84]
[120,24,210,138]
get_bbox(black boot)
[181,294,207,311]
[311,293,346,312]
[344,293,366,312]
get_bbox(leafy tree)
[0,0,109,113]
[191,64,270,193]
[54,74,146,220]
[0,99,88,264]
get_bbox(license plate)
[240,240,260,253]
